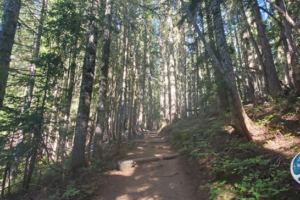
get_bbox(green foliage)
[62,182,81,199]
[256,114,280,126]
[211,155,271,175]
[205,121,227,135]
[207,167,289,200]
[206,181,232,200]
[173,131,191,142]
[266,95,274,102]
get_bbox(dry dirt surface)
[94,130,200,200]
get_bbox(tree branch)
[259,6,283,27]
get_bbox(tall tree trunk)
[250,0,282,96]
[0,0,21,109]
[128,35,137,139]
[181,23,187,118]
[205,0,229,110]
[71,0,99,170]
[147,57,153,129]
[117,14,128,149]
[159,33,165,125]
[241,29,257,102]
[164,37,170,121]
[138,26,147,130]
[168,8,177,122]
[93,0,113,160]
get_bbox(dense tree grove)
[1,0,300,196]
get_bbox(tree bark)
[168,8,177,122]
[159,31,165,125]
[250,0,282,96]
[0,0,21,109]
[181,23,187,118]
[93,0,113,160]
[147,56,153,129]
[205,0,229,110]
[117,13,128,149]
[71,0,99,170]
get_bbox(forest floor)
[156,98,300,199]
[93,130,201,200]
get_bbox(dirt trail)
[95,130,200,200]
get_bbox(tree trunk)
[71,0,99,171]
[128,34,137,139]
[138,26,147,130]
[159,32,165,125]
[282,34,294,88]
[205,0,229,110]
[186,30,192,117]
[250,0,282,96]
[93,0,113,160]
[0,0,21,109]
[168,9,177,122]
[147,57,153,129]
[181,23,187,118]
[163,36,170,121]
[117,14,128,149]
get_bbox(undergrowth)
[164,107,299,200]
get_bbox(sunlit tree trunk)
[168,8,177,122]
[117,12,128,149]
[163,38,170,121]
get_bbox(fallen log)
[118,154,179,171]
[135,140,166,143]
[144,136,163,138]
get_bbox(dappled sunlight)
[97,130,199,200]
[126,184,151,193]
[109,167,136,177]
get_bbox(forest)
[1,0,300,199]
